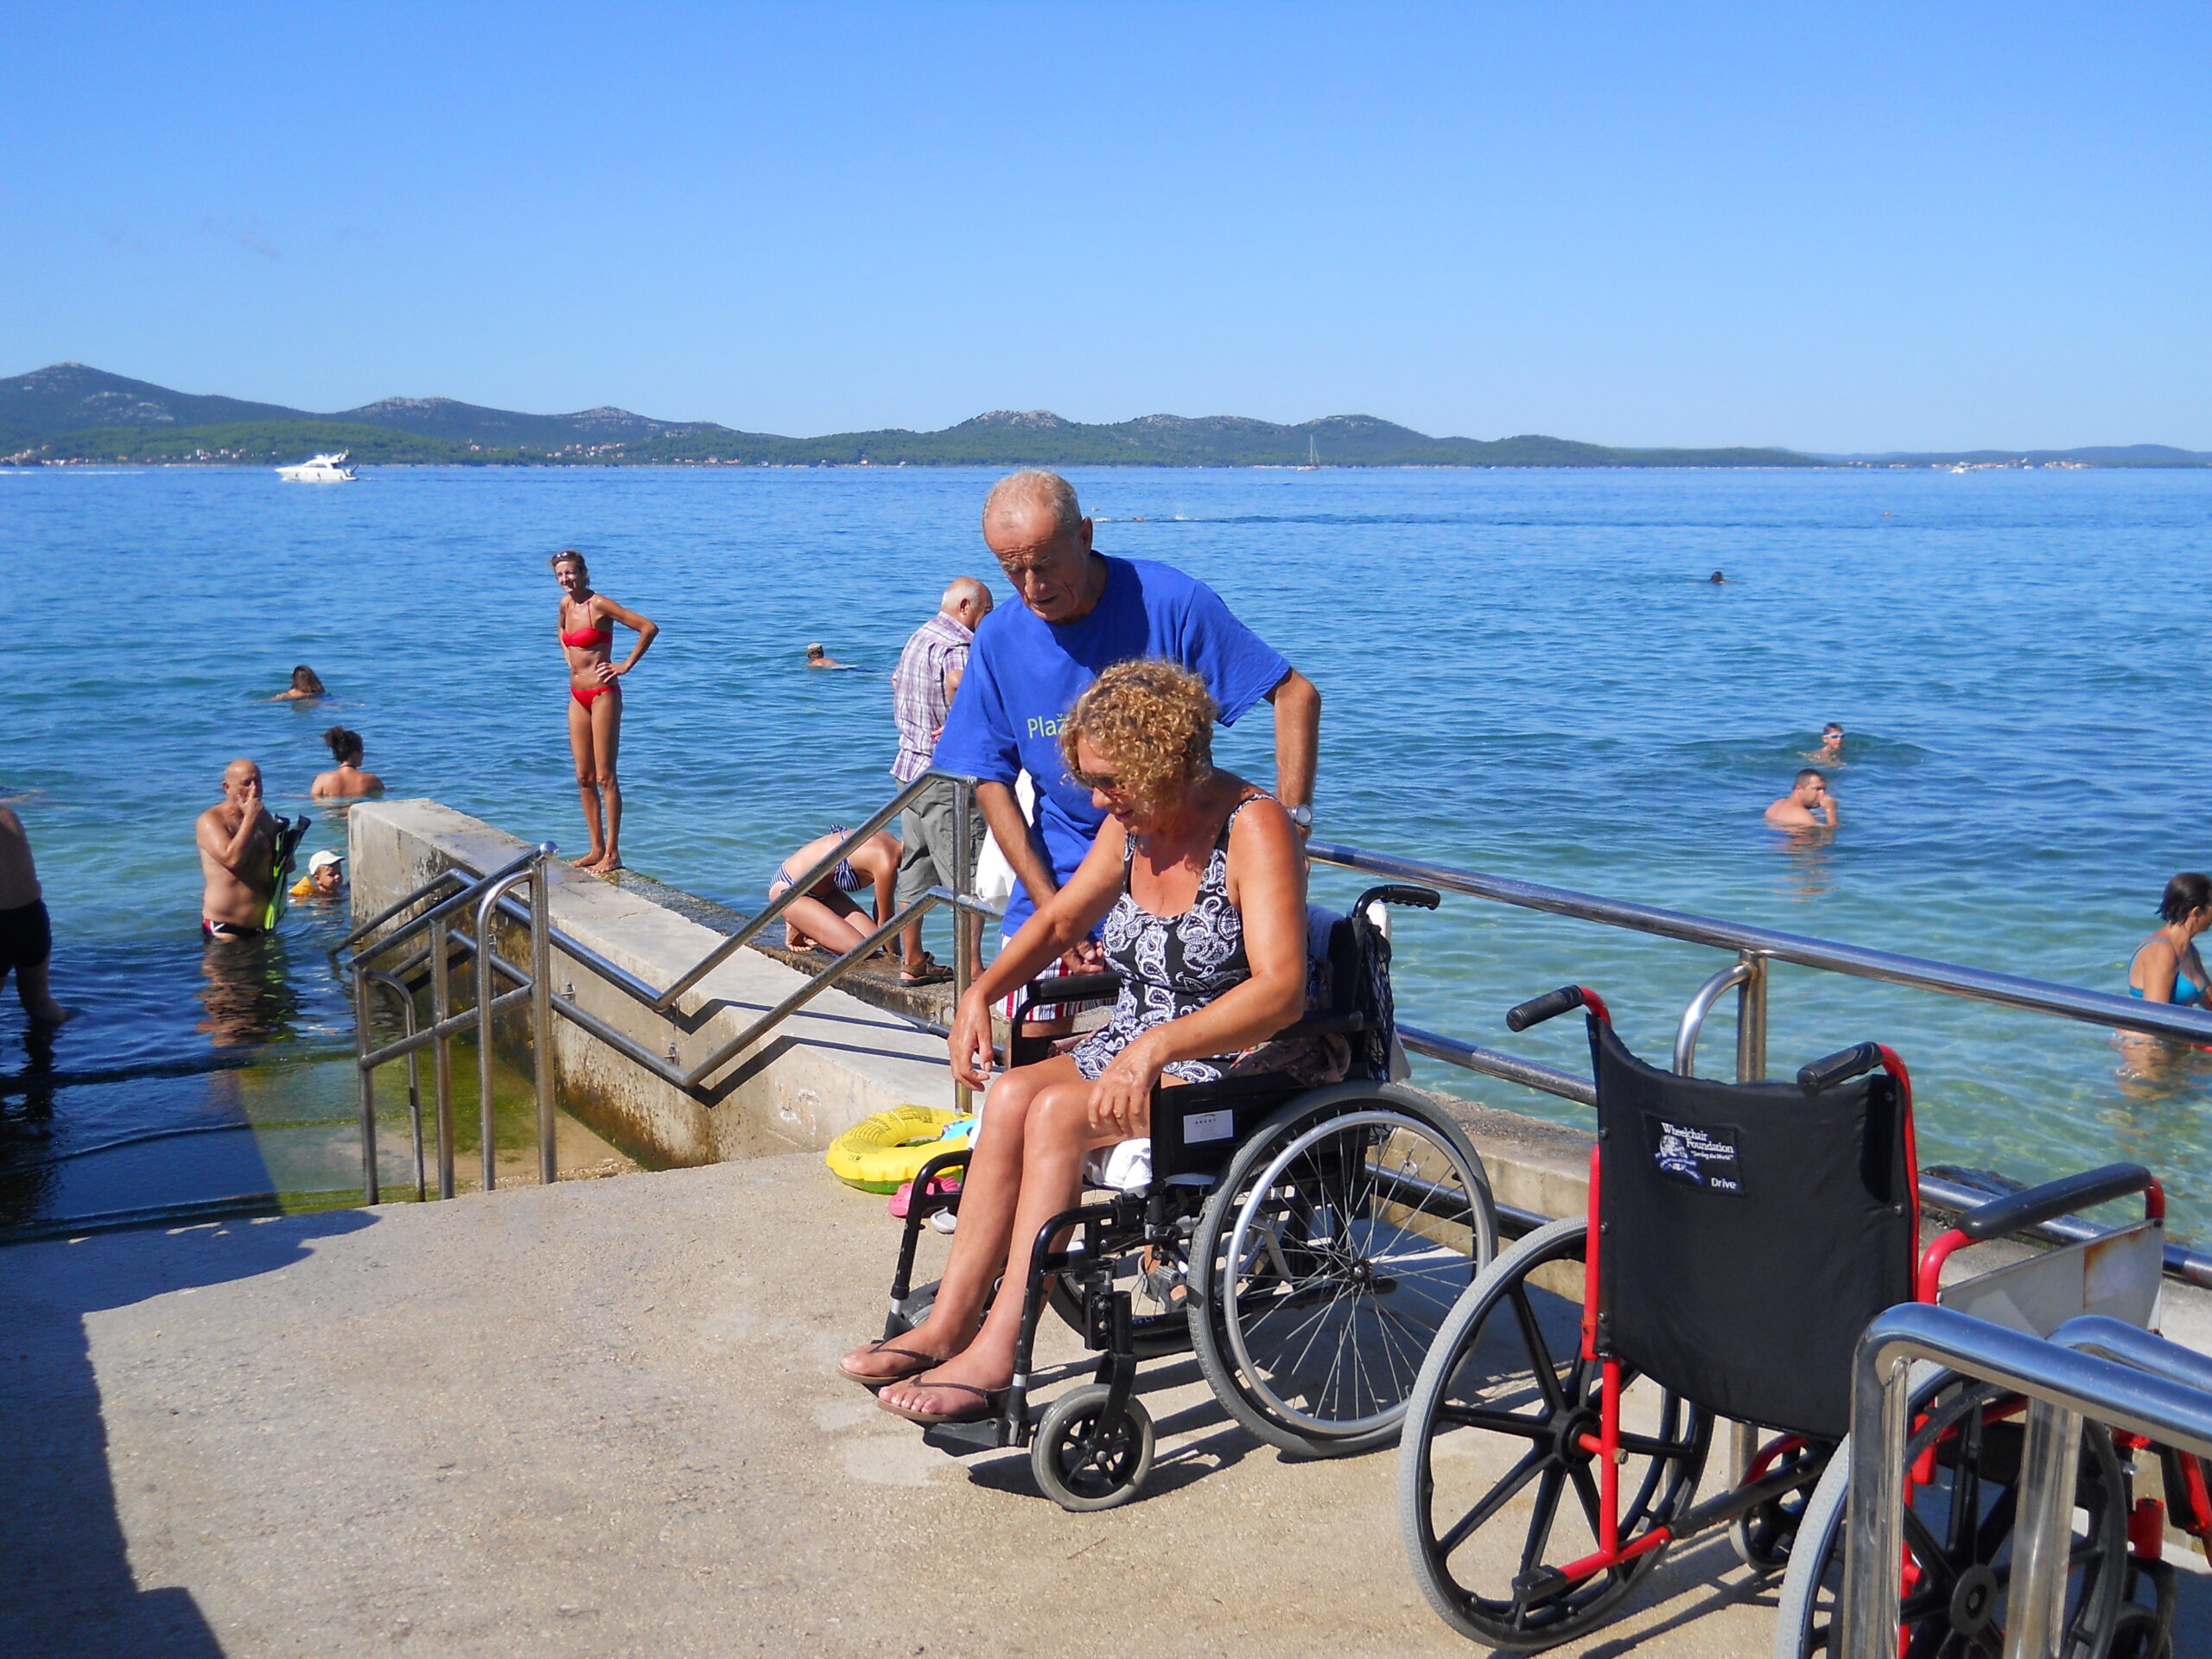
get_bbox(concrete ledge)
[346,800,957,1167]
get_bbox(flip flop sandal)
[900,961,956,986]
[876,1380,1010,1427]
[839,1340,939,1392]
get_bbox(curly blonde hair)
[1058,659,1217,817]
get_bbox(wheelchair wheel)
[1398,1216,1708,1650]
[1190,1084,1497,1457]
[1769,1375,2127,1659]
[1728,1439,1827,1572]
[1031,1383,1155,1513]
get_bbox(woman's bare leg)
[589,691,624,870]
[842,1057,1077,1382]
[878,1078,1135,1412]
[780,891,869,954]
[567,698,606,867]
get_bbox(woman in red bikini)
[552,550,658,873]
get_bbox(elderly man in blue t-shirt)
[931,470,1320,1008]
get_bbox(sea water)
[3,464,2208,1236]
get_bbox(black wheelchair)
[880,884,1502,1510]
[1396,984,2167,1655]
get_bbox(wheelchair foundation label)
[1643,1115,1743,1194]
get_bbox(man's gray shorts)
[895,776,983,912]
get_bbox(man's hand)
[947,991,996,1090]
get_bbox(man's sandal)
[839,1339,940,1392]
[876,1380,1009,1427]
[899,955,955,986]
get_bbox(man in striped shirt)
[891,576,994,982]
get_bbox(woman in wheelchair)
[841,659,1325,1423]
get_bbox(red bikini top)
[560,602,613,649]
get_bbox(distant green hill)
[0,362,1826,468]
[7,360,2199,469]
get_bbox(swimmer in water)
[767,828,902,954]
[1806,722,1847,765]
[290,849,345,900]
[1765,768,1838,830]
[1707,570,1726,584]
[198,759,283,940]
[271,664,326,702]
[805,642,855,670]
[310,727,385,798]
[2127,873,2212,1008]
[0,803,71,1024]
[552,550,659,874]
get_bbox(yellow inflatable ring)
[824,1105,972,1193]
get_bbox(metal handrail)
[1843,1303,2212,1659]
[1306,837,2212,1046]
[346,844,558,1201]
[652,768,982,1013]
[1310,835,2212,1285]
[328,868,467,960]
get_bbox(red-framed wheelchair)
[1395,983,2179,1655]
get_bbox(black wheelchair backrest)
[1589,1020,1915,1442]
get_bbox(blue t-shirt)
[932,555,1292,935]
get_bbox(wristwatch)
[1287,804,1313,831]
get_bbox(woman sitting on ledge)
[842,659,1318,1424]
[767,827,902,957]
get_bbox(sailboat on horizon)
[1298,435,1319,470]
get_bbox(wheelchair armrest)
[1286,1011,1366,1038]
[1952,1163,2158,1242]
[1011,972,1120,1020]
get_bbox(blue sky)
[3,3,2206,450]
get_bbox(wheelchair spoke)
[1436,1402,1557,1441]
[1567,1459,1607,1543]
[1948,1405,1986,1562]
[1901,1504,1961,1595]
[1618,1428,1703,1460]
[1969,1484,2017,1568]
[1437,1446,1549,1556]
[1508,1285,1568,1412]
[1519,1464,1568,1580]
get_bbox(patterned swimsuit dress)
[1069,796,1345,1089]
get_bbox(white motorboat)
[276,452,356,483]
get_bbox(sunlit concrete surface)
[3,1155,2204,1658]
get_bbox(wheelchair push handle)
[1796,1041,1885,1096]
[1354,883,1442,914]
[1506,985,1588,1033]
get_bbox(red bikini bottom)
[572,683,620,709]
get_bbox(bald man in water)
[891,575,995,981]
[197,759,282,939]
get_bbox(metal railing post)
[366,972,426,1200]
[431,916,455,1199]
[531,848,557,1185]
[951,779,976,1116]
[1841,1304,2212,1659]
[2005,1401,2083,1659]
[1845,1325,1929,1659]
[353,960,379,1205]
[1733,950,1767,1084]
[474,868,537,1193]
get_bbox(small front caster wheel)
[1031,1384,1154,1512]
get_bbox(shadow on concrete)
[0,1206,378,1658]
